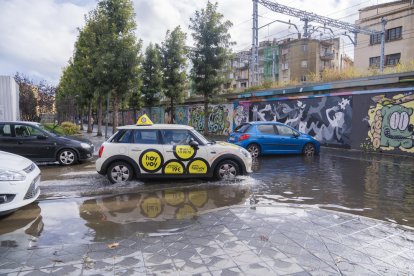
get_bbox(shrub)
[60,121,79,135]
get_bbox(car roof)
[0,121,40,125]
[244,121,285,126]
[118,124,195,130]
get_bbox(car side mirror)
[293,132,300,138]
[189,139,199,149]
[37,135,47,140]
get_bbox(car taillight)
[238,134,250,141]
[98,145,104,158]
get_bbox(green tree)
[142,43,163,115]
[189,1,234,134]
[161,26,187,123]
[98,0,141,133]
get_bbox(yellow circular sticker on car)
[139,149,163,173]
[187,158,209,174]
[173,145,196,161]
[163,160,185,174]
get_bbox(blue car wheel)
[247,143,261,158]
[302,143,316,156]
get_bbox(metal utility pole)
[251,0,259,87]
[251,0,385,80]
[380,17,387,72]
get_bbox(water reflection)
[251,149,414,227]
[79,184,250,241]
[0,204,43,248]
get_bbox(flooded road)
[1,147,414,247]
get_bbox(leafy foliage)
[142,43,163,107]
[161,26,187,122]
[189,1,234,133]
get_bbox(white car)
[96,115,252,183]
[0,151,41,215]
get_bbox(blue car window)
[276,125,295,136]
[258,125,275,134]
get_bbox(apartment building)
[279,37,345,84]
[354,0,414,70]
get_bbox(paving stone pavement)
[1,205,414,275]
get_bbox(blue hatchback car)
[227,122,320,158]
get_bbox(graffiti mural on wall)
[366,93,414,153]
[249,96,353,146]
[233,102,250,129]
[175,106,188,125]
[189,105,205,131]
[189,104,233,135]
[150,107,164,124]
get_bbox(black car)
[0,121,94,165]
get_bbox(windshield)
[191,129,210,145]
[37,124,58,137]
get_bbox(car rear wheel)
[215,160,240,180]
[247,143,261,158]
[58,149,77,165]
[302,143,316,156]
[107,161,133,184]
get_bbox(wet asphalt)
[1,130,414,275]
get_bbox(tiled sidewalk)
[1,205,413,275]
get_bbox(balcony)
[320,53,334,60]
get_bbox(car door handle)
[166,150,174,153]
[210,151,216,154]
[18,141,23,144]
[131,148,141,152]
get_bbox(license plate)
[229,137,236,141]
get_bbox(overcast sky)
[0,0,394,85]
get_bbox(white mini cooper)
[96,117,252,183]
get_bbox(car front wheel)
[215,160,240,180]
[107,161,133,184]
[247,143,261,158]
[58,149,77,165]
[302,143,316,156]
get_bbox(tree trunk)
[87,103,93,133]
[133,108,137,123]
[97,95,103,137]
[203,93,209,136]
[170,98,174,124]
[112,95,119,134]
[79,107,84,131]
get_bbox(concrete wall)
[233,88,414,156]
[0,76,20,121]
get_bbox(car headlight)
[239,148,251,158]
[0,169,26,181]
[80,142,92,149]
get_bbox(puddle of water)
[0,181,252,248]
[249,148,414,227]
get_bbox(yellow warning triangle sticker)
[136,114,153,125]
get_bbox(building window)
[370,33,381,45]
[241,82,247,88]
[301,60,308,68]
[387,27,402,41]
[385,53,401,66]
[300,75,307,82]
[301,44,308,52]
[369,56,380,68]
[282,63,289,70]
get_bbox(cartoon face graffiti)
[380,105,414,149]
